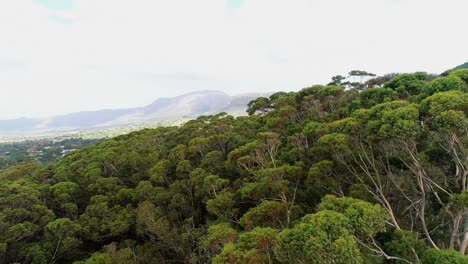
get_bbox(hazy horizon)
[0,89,260,121]
[1,0,467,119]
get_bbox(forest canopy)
[1,69,468,263]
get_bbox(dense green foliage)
[1,69,468,263]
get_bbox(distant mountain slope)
[453,62,468,70]
[441,62,468,75]
[0,90,264,136]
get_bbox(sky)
[0,0,467,119]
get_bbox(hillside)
[0,69,468,263]
[0,91,264,137]
[454,62,468,70]
[441,62,468,76]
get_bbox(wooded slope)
[1,69,468,263]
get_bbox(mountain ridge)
[0,90,265,136]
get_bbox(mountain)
[0,90,264,137]
[453,62,468,70]
[441,62,468,75]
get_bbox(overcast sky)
[0,0,467,119]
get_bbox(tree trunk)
[459,208,468,254]
[450,210,463,249]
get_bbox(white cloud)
[0,0,467,119]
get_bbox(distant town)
[0,138,102,169]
